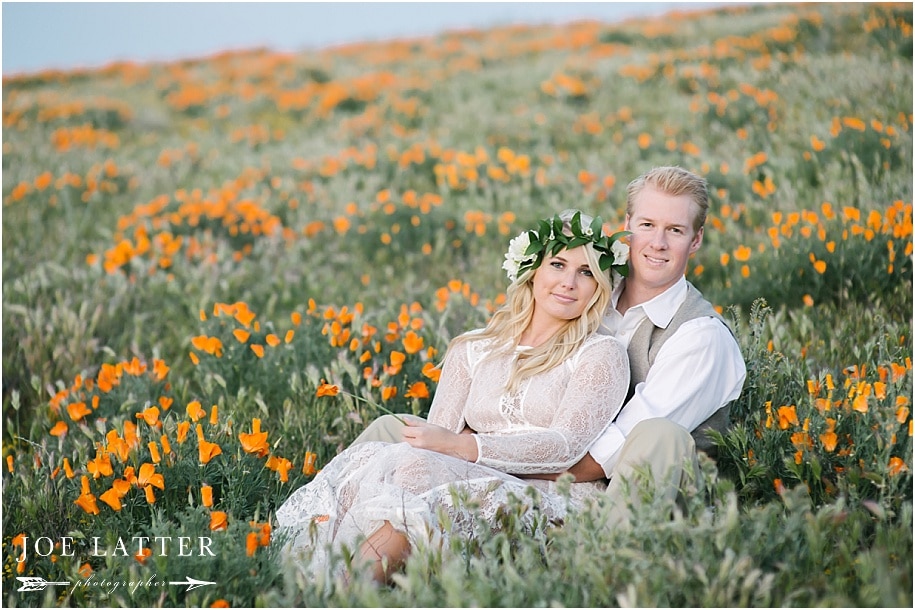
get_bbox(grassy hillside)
[2,2,912,606]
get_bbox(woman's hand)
[401,420,479,462]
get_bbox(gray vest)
[624,281,733,456]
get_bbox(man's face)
[624,186,703,298]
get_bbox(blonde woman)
[276,209,630,583]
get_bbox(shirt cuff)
[588,426,625,478]
[472,434,484,464]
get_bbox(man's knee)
[606,418,702,519]
[612,418,698,488]
[627,418,695,457]
[350,414,416,445]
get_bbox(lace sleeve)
[475,336,630,474]
[425,338,472,433]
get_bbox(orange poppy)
[777,405,798,430]
[888,457,908,476]
[422,362,441,382]
[148,441,161,464]
[245,531,259,557]
[176,421,190,444]
[75,493,100,515]
[135,547,153,564]
[99,488,123,511]
[199,439,223,464]
[302,451,318,476]
[136,406,161,427]
[209,511,228,531]
[67,402,91,422]
[266,455,292,482]
[87,452,113,479]
[202,485,214,507]
[316,382,339,397]
[402,331,424,354]
[62,458,74,479]
[405,382,430,399]
[186,401,206,421]
[138,463,165,489]
[239,419,269,457]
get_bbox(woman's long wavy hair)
[451,209,614,393]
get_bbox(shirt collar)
[611,276,688,329]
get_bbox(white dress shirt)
[590,276,747,477]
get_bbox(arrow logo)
[16,576,71,592]
[168,576,217,591]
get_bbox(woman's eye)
[550,261,563,269]
[580,269,594,277]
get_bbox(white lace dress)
[276,331,629,570]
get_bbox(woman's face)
[530,246,598,323]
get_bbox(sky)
[1,1,742,76]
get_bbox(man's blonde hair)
[626,166,709,233]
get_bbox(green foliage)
[2,2,912,607]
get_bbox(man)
[351,166,746,526]
[560,165,746,526]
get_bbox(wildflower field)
[2,2,913,607]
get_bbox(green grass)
[2,2,912,607]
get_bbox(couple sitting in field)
[276,165,747,583]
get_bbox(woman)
[276,209,630,583]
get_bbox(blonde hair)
[451,209,613,393]
[626,166,709,233]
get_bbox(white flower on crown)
[611,239,629,266]
[502,231,537,282]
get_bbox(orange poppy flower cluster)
[709,200,913,288]
[53,392,315,538]
[5,159,135,207]
[760,358,912,478]
[47,357,171,438]
[432,145,537,191]
[89,182,287,276]
[50,124,120,152]
[314,300,441,403]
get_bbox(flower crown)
[502,211,630,282]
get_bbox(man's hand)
[564,453,606,482]
[401,420,479,462]
[516,453,607,482]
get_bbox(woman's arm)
[474,336,629,474]
[424,338,474,433]
[401,338,480,458]
[401,419,479,461]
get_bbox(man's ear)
[690,226,704,254]
[623,214,631,230]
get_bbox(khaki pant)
[603,417,702,528]
[350,414,701,528]
[349,413,422,444]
